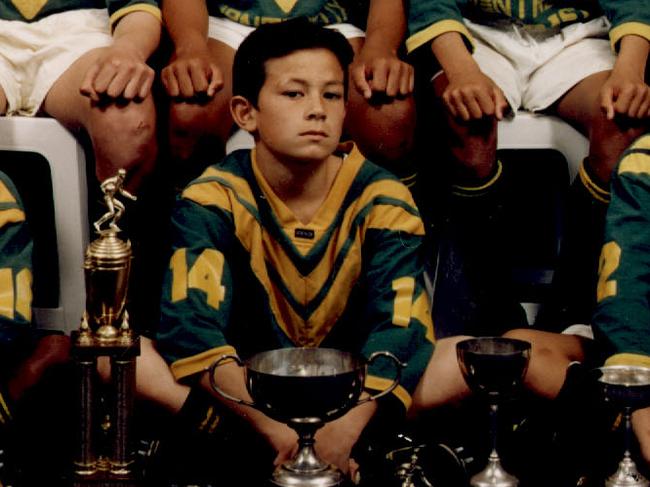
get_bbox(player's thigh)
[169,38,235,141]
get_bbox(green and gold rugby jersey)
[0,0,160,27]
[0,171,32,345]
[207,0,362,28]
[407,0,650,54]
[156,145,434,411]
[592,135,650,368]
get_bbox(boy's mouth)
[300,130,328,138]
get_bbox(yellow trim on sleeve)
[365,375,412,410]
[609,22,650,52]
[109,4,162,29]
[406,19,474,54]
[452,160,503,196]
[619,152,650,176]
[604,353,650,369]
[170,345,237,381]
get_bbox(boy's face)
[246,48,346,165]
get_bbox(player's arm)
[600,34,650,119]
[161,0,223,99]
[351,0,413,99]
[80,2,161,101]
[156,196,297,463]
[592,135,650,366]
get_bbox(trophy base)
[470,456,519,487]
[606,457,650,487]
[271,464,345,487]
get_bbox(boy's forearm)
[615,34,650,76]
[112,11,161,60]
[364,0,406,53]
[163,0,210,52]
[431,31,479,78]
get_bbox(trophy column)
[71,170,140,485]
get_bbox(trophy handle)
[356,351,406,406]
[208,354,257,409]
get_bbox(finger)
[493,87,507,120]
[626,88,645,118]
[450,90,470,121]
[189,62,209,94]
[351,64,372,99]
[475,88,496,117]
[121,65,150,100]
[461,91,484,119]
[442,91,458,118]
[80,63,101,101]
[636,95,650,120]
[138,71,154,100]
[399,64,414,96]
[370,61,389,94]
[161,66,180,97]
[175,65,196,98]
[384,63,402,98]
[613,85,635,117]
[106,64,134,98]
[207,64,224,97]
[599,85,615,120]
[92,61,119,95]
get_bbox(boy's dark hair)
[232,18,354,107]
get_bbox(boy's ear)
[230,96,257,133]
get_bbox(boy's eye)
[324,91,343,100]
[283,91,303,98]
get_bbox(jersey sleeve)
[106,0,161,29]
[406,0,472,54]
[359,182,435,412]
[0,172,33,344]
[592,135,650,368]
[599,0,650,51]
[156,195,237,382]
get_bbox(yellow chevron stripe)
[0,209,25,230]
[619,152,650,177]
[0,181,16,205]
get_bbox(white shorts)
[562,323,594,340]
[434,16,615,114]
[0,9,113,116]
[207,16,365,50]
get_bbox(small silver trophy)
[456,337,531,487]
[599,365,650,487]
[209,347,404,487]
[72,170,140,483]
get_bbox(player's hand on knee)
[600,68,650,120]
[161,48,224,100]
[80,46,155,102]
[442,68,507,122]
[351,46,414,100]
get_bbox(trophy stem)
[605,407,650,487]
[74,359,97,476]
[110,357,136,476]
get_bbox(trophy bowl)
[598,365,650,410]
[598,365,650,487]
[209,347,404,487]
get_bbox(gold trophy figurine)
[72,169,140,483]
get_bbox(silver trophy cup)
[457,337,531,487]
[209,347,404,487]
[599,365,650,487]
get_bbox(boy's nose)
[306,95,326,119]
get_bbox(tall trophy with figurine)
[71,169,140,484]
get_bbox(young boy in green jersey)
[117,19,471,484]
[0,0,161,191]
[160,0,416,186]
[406,0,650,333]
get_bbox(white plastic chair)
[498,111,589,182]
[0,116,88,333]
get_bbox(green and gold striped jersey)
[0,0,160,27]
[407,0,650,54]
[0,171,32,345]
[156,146,434,411]
[207,0,360,28]
[592,134,650,368]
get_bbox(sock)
[538,159,610,330]
[175,386,221,436]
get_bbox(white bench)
[0,116,88,333]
